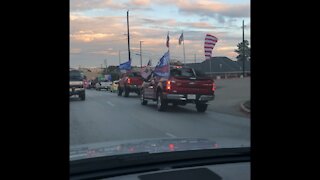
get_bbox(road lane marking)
[165,132,177,138]
[107,101,115,107]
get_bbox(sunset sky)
[70,0,250,68]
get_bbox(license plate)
[187,94,196,99]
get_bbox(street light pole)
[242,20,245,77]
[127,10,131,61]
[140,41,143,68]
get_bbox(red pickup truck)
[140,66,215,112]
[118,71,143,97]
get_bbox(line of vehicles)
[70,64,216,112]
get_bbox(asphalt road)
[70,77,250,146]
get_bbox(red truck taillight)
[127,78,131,84]
[212,83,216,91]
[166,80,171,90]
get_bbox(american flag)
[179,33,184,45]
[166,32,170,48]
[204,34,218,60]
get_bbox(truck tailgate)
[170,77,214,95]
[128,77,143,86]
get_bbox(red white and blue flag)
[154,51,170,77]
[141,59,152,79]
[179,32,184,45]
[204,34,218,60]
[166,32,170,48]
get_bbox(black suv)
[70,69,86,100]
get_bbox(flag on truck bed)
[141,59,152,80]
[119,60,131,70]
[204,34,218,60]
[154,51,170,77]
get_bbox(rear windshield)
[170,68,196,78]
[128,72,141,77]
[70,70,83,81]
[194,69,209,77]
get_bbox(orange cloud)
[70,48,82,54]
[70,32,115,42]
[130,0,150,6]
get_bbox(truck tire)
[140,90,147,105]
[79,92,86,101]
[118,87,123,96]
[196,103,208,112]
[124,87,130,97]
[157,91,167,111]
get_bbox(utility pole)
[182,31,186,65]
[127,10,131,61]
[140,41,143,68]
[118,51,121,64]
[194,53,196,63]
[242,20,245,77]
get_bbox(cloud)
[153,0,249,19]
[178,1,250,19]
[70,0,153,12]
[70,48,82,54]
[70,0,124,11]
[71,32,115,42]
[128,0,150,6]
[70,14,127,41]
[70,6,250,67]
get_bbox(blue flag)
[119,60,131,70]
[154,51,170,77]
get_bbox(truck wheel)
[124,87,130,97]
[79,92,86,101]
[118,87,123,96]
[196,103,208,112]
[157,91,167,111]
[140,90,147,105]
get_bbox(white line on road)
[165,132,177,138]
[107,101,115,107]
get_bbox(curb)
[240,101,250,113]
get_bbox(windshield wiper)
[70,147,250,180]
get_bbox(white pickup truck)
[95,80,112,91]
[70,69,86,100]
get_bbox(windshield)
[70,0,250,169]
[170,68,196,78]
[70,70,83,81]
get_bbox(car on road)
[95,80,112,91]
[140,66,215,112]
[118,71,143,97]
[70,69,86,100]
